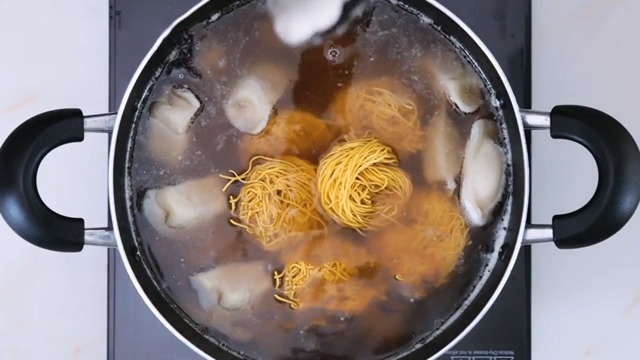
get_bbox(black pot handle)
[523,105,640,249]
[0,109,116,252]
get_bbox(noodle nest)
[317,138,413,232]
[333,78,425,154]
[221,156,326,250]
[274,235,382,313]
[240,110,339,163]
[371,189,469,294]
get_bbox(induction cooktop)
[107,1,531,359]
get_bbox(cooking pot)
[1,0,639,359]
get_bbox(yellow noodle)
[274,270,284,289]
[240,111,339,163]
[274,235,383,313]
[221,156,326,250]
[274,294,300,310]
[317,138,412,232]
[319,261,354,283]
[333,79,425,153]
[274,261,315,309]
[371,189,469,295]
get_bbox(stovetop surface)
[108,1,531,359]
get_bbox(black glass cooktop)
[108,1,531,359]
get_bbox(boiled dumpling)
[250,63,291,103]
[190,261,272,311]
[199,307,255,342]
[422,107,463,193]
[423,50,484,114]
[147,86,202,166]
[189,261,272,343]
[440,74,484,114]
[460,119,506,226]
[150,86,202,134]
[143,175,226,237]
[224,63,292,134]
[146,120,189,167]
[225,77,272,134]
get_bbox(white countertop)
[0,0,639,359]
[0,1,109,359]
[531,1,640,359]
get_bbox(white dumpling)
[203,307,254,342]
[150,86,202,134]
[423,50,484,114]
[250,63,291,104]
[441,75,484,114]
[224,77,273,135]
[143,175,226,236]
[146,119,189,167]
[224,63,290,135]
[190,261,272,311]
[422,108,463,193]
[460,119,506,226]
[146,86,202,166]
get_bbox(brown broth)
[130,1,506,359]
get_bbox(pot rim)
[110,1,216,359]
[107,0,530,359]
[418,1,529,358]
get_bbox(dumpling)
[422,49,484,114]
[143,175,227,237]
[460,119,506,226]
[146,119,190,167]
[440,73,484,114]
[189,261,272,343]
[150,86,202,134]
[224,63,292,134]
[421,107,463,193]
[250,63,291,104]
[190,261,272,311]
[225,77,272,134]
[147,86,202,166]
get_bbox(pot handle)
[522,105,640,249]
[0,109,117,252]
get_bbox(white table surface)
[0,0,639,359]
[0,1,109,359]
[531,1,640,359]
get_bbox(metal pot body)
[1,1,639,359]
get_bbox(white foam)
[208,13,220,23]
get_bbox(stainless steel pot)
[1,1,639,359]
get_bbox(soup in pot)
[129,0,510,359]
